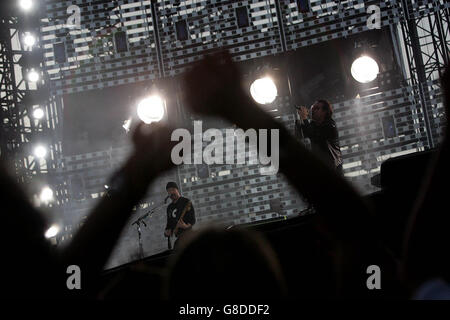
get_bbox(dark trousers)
[302,164,344,212]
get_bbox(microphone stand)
[294,106,305,142]
[131,200,167,259]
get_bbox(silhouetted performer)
[164,182,196,249]
[296,100,343,174]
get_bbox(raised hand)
[126,121,177,197]
[62,121,177,291]
[298,106,309,120]
[182,51,245,119]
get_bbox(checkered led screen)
[37,0,448,268]
[41,0,406,94]
[154,0,284,76]
[42,0,160,95]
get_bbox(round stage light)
[351,56,379,83]
[19,0,33,11]
[40,187,54,203]
[250,77,277,104]
[45,225,60,238]
[27,69,40,82]
[23,33,36,47]
[33,108,44,119]
[137,95,165,124]
[34,145,47,158]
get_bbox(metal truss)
[398,0,450,147]
[0,14,62,194]
[0,17,23,179]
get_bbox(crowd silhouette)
[1,51,449,300]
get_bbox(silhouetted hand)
[182,51,245,119]
[298,106,309,120]
[62,121,177,286]
[126,121,177,198]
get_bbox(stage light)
[40,186,54,202]
[23,32,36,47]
[351,56,379,83]
[137,95,165,124]
[27,68,40,82]
[34,145,47,158]
[18,50,44,68]
[19,0,33,11]
[122,118,131,132]
[45,225,60,238]
[250,77,278,104]
[33,107,44,119]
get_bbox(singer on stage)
[164,182,196,249]
[295,100,343,175]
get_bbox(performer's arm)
[176,220,191,230]
[182,205,196,227]
[176,203,196,230]
[61,123,175,294]
[295,106,313,138]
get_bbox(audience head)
[165,227,287,300]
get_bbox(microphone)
[164,195,170,203]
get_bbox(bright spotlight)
[351,56,379,83]
[23,33,36,47]
[137,95,165,124]
[40,187,54,203]
[33,108,44,119]
[250,77,277,104]
[34,145,47,158]
[45,225,60,239]
[19,0,33,11]
[27,69,40,82]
